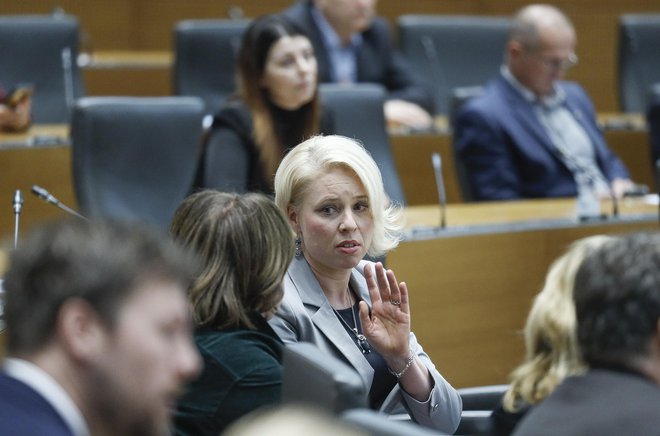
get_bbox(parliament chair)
[319,83,406,206]
[71,96,205,231]
[173,19,249,115]
[0,14,84,123]
[341,409,447,436]
[457,384,508,411]
[397,15,511,116]
[455,410,493,435]
[282,342,367,414]
[618,14,660,113]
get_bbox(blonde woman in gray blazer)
[269,135,462,433]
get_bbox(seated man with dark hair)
[513,232,660,436]
[0,219,201,436]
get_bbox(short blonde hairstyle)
[503,235,614,412]
[274,135,403,257]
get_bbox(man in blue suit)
[454,4,633,201]
[282,0,434,130]
[0,219,201,436]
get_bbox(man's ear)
[508,40,524,61]
[57,298,107,363]
[287,206,301,233]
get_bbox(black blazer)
[512,369,660,436]
[282,1,434,113]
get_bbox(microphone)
[421,35,447,116]
[13,190,23,249]
[61,47,75,111]
[431,152,447,229]
[655,159,660,226]
[31,185,88,221]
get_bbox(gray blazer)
[269,255,462,433]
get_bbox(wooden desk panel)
[390,200,659,387]
[0,126,74,242]
[392,128,654,206]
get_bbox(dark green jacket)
[173,313,283,435]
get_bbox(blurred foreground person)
[492,235,613,435]
[0,219,201,436]
[514,233,660,435]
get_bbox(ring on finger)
[390,299,401,305]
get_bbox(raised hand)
[358,262,411,360]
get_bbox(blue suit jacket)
[0,372,74,436]
[454,75,630,200]
[282,1,434,113]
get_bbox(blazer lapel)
[498,77,562,160]
[288,256,375,388]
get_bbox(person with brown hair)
[198,14,333,195]
[0,218,201,436]
[171,190,295,435]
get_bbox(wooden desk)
[392,125,654,206]
[389,198,658,388]
[0,125,75,243]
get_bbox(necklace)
[334,287,371,355]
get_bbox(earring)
[295,234,302,257]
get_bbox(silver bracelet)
[388,352,415,379]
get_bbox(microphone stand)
[31,185,88,221]
[431,152,447,229]
[13,190,23,249]
[61,47,75,112]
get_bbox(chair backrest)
[0,14,85,123]
[341,409,447,436]
[319,83,406,206]
[450,85,486,202]
[454,410,494,436]
[457,384,508,411]
[282,342,367,414]
[71,96,205,231]
[618,14,660,113]
[397,15,510,116]
[173,19,250,115]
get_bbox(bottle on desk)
[575,176,601,220]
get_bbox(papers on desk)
[0,134,68,149]
[642,193,660,205]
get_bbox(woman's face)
[288,166,374,275]
[261,35,317,110]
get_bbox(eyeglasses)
[527,51,579,71]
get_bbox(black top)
[512,368,660,436]
[196,99,334,195]
[335,302,397,409]
[173,313,283,436]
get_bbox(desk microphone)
[655,159,660,226]
[61,47,75,111]
[13,190,23,249]
[421,35,447,114]
[31,185,88,221]
[431,152,447,229]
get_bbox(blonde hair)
[502,235,614,412]
[274,135,403,257]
